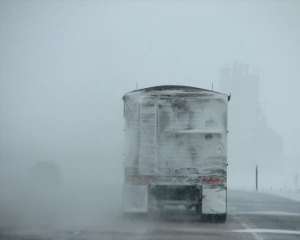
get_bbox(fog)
[1,0,300,233]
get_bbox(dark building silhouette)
[220,61,283,188]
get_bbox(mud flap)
[123,185,148,213]
[202,187,226,214]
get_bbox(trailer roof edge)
[123,85,230,101]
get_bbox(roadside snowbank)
[269,191,300,203]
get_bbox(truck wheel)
[185,204,193,210]
[214,214,226,223]
[157,203,165,209]
[195,205,201,214]
[201,214,213,223]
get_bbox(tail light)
[130,177,149,183]
[202,177,221,184]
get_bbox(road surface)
[1,189,300,240]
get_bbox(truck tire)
[214,214,226,223]
[201,214,213,223]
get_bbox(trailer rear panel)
[122,85,229,222]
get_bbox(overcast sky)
[1,0,300,184]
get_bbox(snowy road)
[1,189,300,240]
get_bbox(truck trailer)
[122,85,230,222]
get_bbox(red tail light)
[202,177,221,184]
[130,177,149,183]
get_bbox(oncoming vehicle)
[122,85,230,222]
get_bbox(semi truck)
[122,85,230,222]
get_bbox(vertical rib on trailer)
[139,103,157,176]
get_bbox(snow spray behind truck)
[122,85,230,222]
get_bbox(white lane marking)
[237,211,300,216]
[173,228,300,236]
[237,219,264,240]
[233,229,300,235]
[229,205,264,240]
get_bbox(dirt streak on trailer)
[122,85,230,222]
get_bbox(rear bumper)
[150,184,201,206]
[123,183,227,214]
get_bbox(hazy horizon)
[1,0,300,232]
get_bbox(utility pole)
[256,165,258,191]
